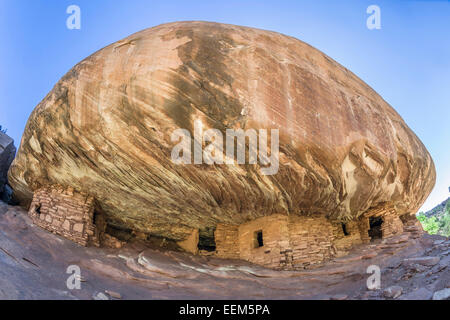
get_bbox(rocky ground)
[0,201,448,300]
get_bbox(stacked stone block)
[215,224,240,259]
[366,206,404,239]
[288,215,334,269]
[214,207,412,270]
[238,215,290,269]
[28,185,100,246]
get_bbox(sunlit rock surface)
[8,21,435,241]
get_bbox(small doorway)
[198,228,217,252]
[341,223,350,236]
[254,230,264,248]
[369,217,383,240]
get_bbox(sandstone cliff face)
[8,21,435,241]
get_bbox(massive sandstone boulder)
[8,21,435,242]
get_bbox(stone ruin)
[28,185,123,248]
[24,184,421,269]
[28,185,100,247]
[210,208,424,270]
[26,183,422,270]
[8,22,435,270]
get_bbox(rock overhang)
[7,21,436,242]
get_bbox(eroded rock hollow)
[8,22,435,263]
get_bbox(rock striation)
[8,22,435,253]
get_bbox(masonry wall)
[365,206,404,239]
[400,213,424,238]
[287,215,334,269]
[215,224,240,259]
[357,217,372,243]
[381,209,404,238]
[331,219,369,256]
[28,185,99,247]
[214,214,367,270]
[214,208,407,270]
[238,215,290,269]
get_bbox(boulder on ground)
[383,285,403,299]
[432,288,450,300]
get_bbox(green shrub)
[439,208,450,237]
[418,205,450,237]
[417,213,440,235]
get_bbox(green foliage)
[439,206,450,237]
[0,125,6,133]
[418,205,450,237]
[439,215,450,237]
[417,213,440,235]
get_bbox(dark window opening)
[254,230,264,248]
[35,204,41,215]
[93,210,99,225]
[198,235,216,252]
[341,223,350,236]
[369,217,383,240]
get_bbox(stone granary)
[28,185,100,247]
[8,22,435,269]
[27,185,123,248]
[214,208,423,270]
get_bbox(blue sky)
[0,0,449,211]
